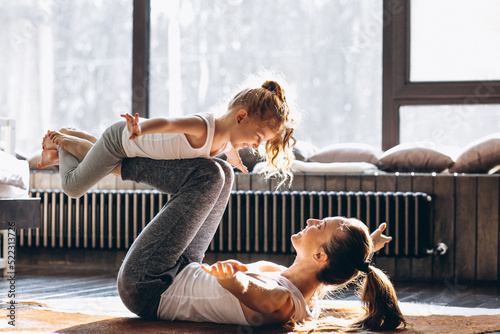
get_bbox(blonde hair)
[228,80,296,187]
[294,218,406,332]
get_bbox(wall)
[29,171,500,283]
[232,172,500,284]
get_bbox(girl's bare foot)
[37,149,59,169]
[60,127,98,144]
[49,131,94,162]
[111,164,122,176]
[47,131,69,149]
[42,131,58,150]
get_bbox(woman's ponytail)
[355,265,406,331]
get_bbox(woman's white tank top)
[157,262,249,325]
[157,262,312,325]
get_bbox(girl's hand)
[202,260,248,280]
[121,113,141,140]
[225,148,248,174]
[233,162,249,174]
[227,156,248,174]
[371,222,393,252]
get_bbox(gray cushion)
[308,143,381,165]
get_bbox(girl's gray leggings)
[115,157,234,318]
[58,121,127,199]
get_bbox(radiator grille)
[23,190,432,257]
[24,190,170,250]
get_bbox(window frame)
[382,0,500,150]
[132,0,150,118]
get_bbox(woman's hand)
[371,222,392,252]
[202,260,248,280]
[204,260,293,323]
[121,113,141,140]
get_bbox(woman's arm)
[371,222,392,252]
[202,260,294,322]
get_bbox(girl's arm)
[202,260,294,322]
[225,148,248,174]
[121,113,206,141]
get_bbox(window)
[400,104,500,148]
[383,0,500,150]
[3,1,388,155]
[1,0,132,155]
[149,0,383,149]
[410,0,500,82]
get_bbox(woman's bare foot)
[37,149,59,169]
[42,131,58,150]
[60,127,98,144]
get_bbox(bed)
[0,119,40,277]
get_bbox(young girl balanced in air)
[39,80,296,198]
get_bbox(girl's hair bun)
[262,80,285,102]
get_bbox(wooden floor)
[2,265,499,313]
[3,269,118,303]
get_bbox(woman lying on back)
[40,130,405,331]
[193,217,405,331]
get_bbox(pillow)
[218,147,263,172]
[308,143,381,165]
[379,142,455,173]
[450,133,500,173]
[238,147,263,172]
[489,165,500,175]
[0,150,30,198]
[293,140,318,161]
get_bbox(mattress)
[291,160,380,174]
[0,150,29,198]
[252,160,381,175]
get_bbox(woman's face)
[291,217,344,257]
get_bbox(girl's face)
[232,111,277,150]
[291,217,344,257]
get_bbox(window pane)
[400,104,500,148]
[0,0,132,155]
[410,0,500,82]
[150,0,382,149]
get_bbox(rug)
[1,302,500,334]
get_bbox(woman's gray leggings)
[115,157,234,318]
